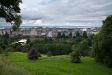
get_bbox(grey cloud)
[20,0,112,26]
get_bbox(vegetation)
[93,16,112,68]
[0,56,31,75]
[31,38,72,56]
[70,50,81,63]
[0,0,112,74]
[0,0,22,31]
[0,52,112,75]
[79,39,91,56]
[28,49,40,60]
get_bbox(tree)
[74,31,82,45]
[24,38,32,52]
[70,47,81,63]
[75,31,81,37]
[88,34,94,46]
[61,33,66,38]
[2,32,10,50]
[93,16,112,68]
[69,32,72,38]
[57,32,61,38]
[0,0,22,31]
[82,31,88,39]
[79,39,90,56]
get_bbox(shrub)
[47,51,52,57]
[0,47,3,54]
[79,39,91,56]
[70,50,81,63]
[28,49,40,60]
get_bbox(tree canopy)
[0,0,22,31]
[93,16,112,68]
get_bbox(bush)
[28,49,40,60]
[93,16,112,68]
[47,51,52,57]
[12,43,23,52]
[31,43,72,56]
[0,47,3,54]
[70,50,81,63]
[79,39,91,56]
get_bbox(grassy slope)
[3,52,112,75]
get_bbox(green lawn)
[1,52,112,75]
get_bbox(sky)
[1,0,112,27]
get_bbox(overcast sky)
[1,0,112,27]
[20,0,112,26]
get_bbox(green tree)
[82,31,88,39]
[70,45,81,63]
[61,33,66,38]
[24,38,32,52]
[79,39,90,56]
[3,32,9,50]
[76,31,81,37]
[0,0,22,31]
[57,32,61,38]
[74,31,82,45]
[93,16,112,68]
[69,32,72,38]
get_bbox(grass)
[0,52,112,75]
[0,55,31,75]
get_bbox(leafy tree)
[69,32,72,38]
[57,32,61,38]
[70,48,81,63]
[82,31,88,39]
[13,43,23,52]
[93,16,112,68]
[47,51,52,57]
[74,31,82,45]
[2,32,10,50]
[61,33,66,38]
[0,0,22,31]
[88,34,94,46]
[75,31,81,37]
[79,39,90,56]
[24,38,32,52]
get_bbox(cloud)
[20,0,112,26]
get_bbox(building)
[0,26,100,38]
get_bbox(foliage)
[82,31,88,39]
[0,57,31,75]
[28,49,40,60]
[47,51,52,57]
[12,43,23,52]
[0,0,22,31]
[57,32,62,38]
[31,38,72,55]
[74,31,82,45]
[0,47,3,54]
[71,45,81,63]
[24,38,32,52]
[93,16,112,68]
[35,43,72,56]
[69,32,72,38]
[1,52,112,75]
[79,39,91,56]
